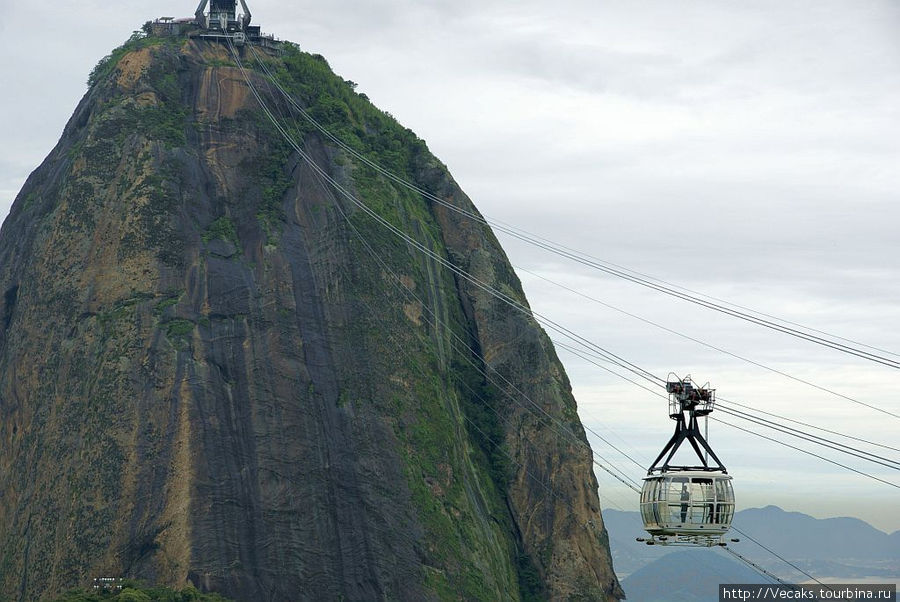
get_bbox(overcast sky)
[1,1,898,538]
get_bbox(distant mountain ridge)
[604,505,900,583]
[736,506,899,561]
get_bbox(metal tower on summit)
[195,0,252,31]
[150,0,276,47]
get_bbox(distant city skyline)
[1,1,898,531]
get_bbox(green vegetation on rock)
[202,216,239,245]
[87,31,161,87]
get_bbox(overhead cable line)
[717,397,900,453]
[495,240,900,370]
[519,242,899,363]
[481,349,825,584]
[246,51,900,458]
[518,266,900,421]
[347,201,645,501]
[721,547,786,586]
[246,45,900,372]
[461,409,632,529]
[239,53,659,492]
[244,74,648,493]
[554,339,900,487]
[550,339,668,400]
[712,417,900,490]
[321,156,643,491]
[231,39,835,586]
[314,128,801,589]
[248,49,900,480]
[714,406,900,470]
[557,334,900,472]
[237,48,664,393]
[225,40,647,583]
[562,334,900,488]
[454,360,643,493]
[729,526,829,588]
[348,212,641,507]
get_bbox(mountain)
[620,550,761,602]
[603,509,672,578]
[734,506,900,562]
[0,29,622,601]
[604,507,900,582]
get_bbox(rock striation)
[0,33,624,601]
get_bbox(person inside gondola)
[680,483,690,523]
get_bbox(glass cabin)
[640,471,734,545]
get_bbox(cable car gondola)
[638,376,735,547]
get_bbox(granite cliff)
[0,32,623,601]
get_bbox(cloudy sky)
[1,0,898,537]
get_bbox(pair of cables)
[239,38,900,490]
[225,38,886,586]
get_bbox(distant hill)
[603,508,671,578]
[734,506,899,561]
[621,550,761,602]
[605,506,900,583]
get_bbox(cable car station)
[148,0,278,48]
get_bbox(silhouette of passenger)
[680,483,690,523]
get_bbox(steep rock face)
[0,35,623,601]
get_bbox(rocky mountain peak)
[0,31,623,601]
